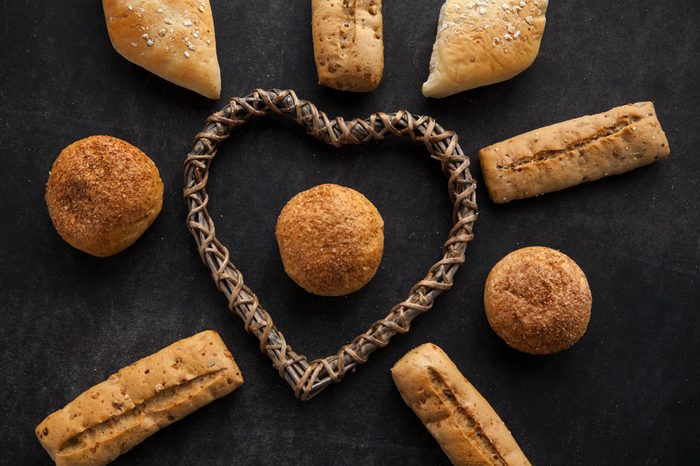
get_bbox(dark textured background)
[1,1,699,465]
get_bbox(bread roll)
[45,135,163,257]
[484,247,591,354]
[392,344,531,466]
[103,0,221,99]
[479,102,671,203]
[275,184,384,296]
[35,331,243,466]
[312,0,384,92]
[423,0,548,98]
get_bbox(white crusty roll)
[423,0,548,98]
[479,102,671,203]
[103,0,221,99]
[35,331,243,466]
[312,0,384,92]
[392,344,531,466]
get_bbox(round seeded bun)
[45,135,164,257]
[484,246,592,354]
[275,184,384,296]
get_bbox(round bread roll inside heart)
[275,184,384,296]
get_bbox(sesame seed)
[183,19,193,27]
[158,28,166,36]
[164,18,173,25]
[525,15,534,25]
[156,8,164,14]
[184,50,190,57]
[478,6,487,14]
[130,41,138,47]
[147,39,154,46]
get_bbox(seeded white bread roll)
[103,0,221,99]
[423,0,548,98]
[479,102,671,203]
[392,343,531,466]
[312,0,384,92]
[36,331,243,466]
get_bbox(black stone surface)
[1,1,699,465]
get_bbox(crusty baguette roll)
[36,331,243,466]
[103,0,221,99]
[479,102,671,203]
[45,135,164,257]
[423,0,548,98]
[312,0,384,92]
[392,343,531,466]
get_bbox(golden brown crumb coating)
[484,247,591,354]
[275,184,384,296]
[45,135,164,257]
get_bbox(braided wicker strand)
[184,89,478,400]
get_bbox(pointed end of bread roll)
[423,0,548,98]
[103,0,222,99]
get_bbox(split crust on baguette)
[392,343,531,466]
[36,331,243,466]
[479,102,671,203]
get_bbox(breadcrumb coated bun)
[484,246,591,354]
[275,184,384,296]
[45,135,164,257]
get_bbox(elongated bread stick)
[479,102,670,203]
[392,344,531,466]
[36,331,243,466]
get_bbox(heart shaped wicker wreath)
[184,89,478,400]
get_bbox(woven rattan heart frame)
[184,89,478,400]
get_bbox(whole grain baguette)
[35,330,243,466]
[311,0,384,92]
[392,343,531,466]
[479,102,670,203]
